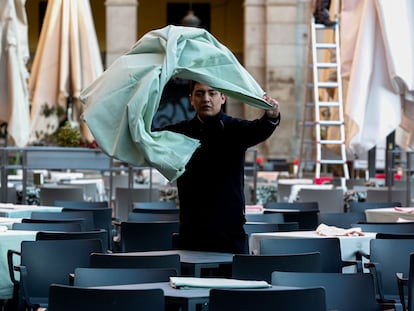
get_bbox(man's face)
[190,83,226,119]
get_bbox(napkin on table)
[169,277,271,289]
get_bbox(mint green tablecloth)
[81,25,272,181]
[0,230,37,300]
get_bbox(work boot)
[313,0,336,26]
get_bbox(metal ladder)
[298,18,349,179]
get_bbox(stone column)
[244,0,311,162]
[105,0,138,68]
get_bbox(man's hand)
[264,95,280,119]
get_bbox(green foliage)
[57,121,81,147]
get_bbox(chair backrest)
[30,210,95,231]
[243,223,283,236]
[232,252,321,282]
[47,284,165,311]
[62,207,113,248]
[368,238,414,299]
[90,252,181,275]
[272,271,380,311]
[318,212,366,228]
[127,211,180,222]
[132,201,177,210]
[39,185,84,206]
[351,222,414,234]
[366,188,407,206]
[259,237,344,272]
[208,287,327,311]
[73,267,177,287]
[54,200,109,208]
[264,201,319,211]
[298,188,345,213]
[115,187,160,222]
[407,252,414,311]
[349,201,402,213]
[36,229,108,253]
[120,221,179,251]
[19,239,102,307]
[12,221,82,232]
[263,202,319,230]
[244,213,284,223]
[21,217,87,231]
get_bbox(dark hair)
[189,80,199,95]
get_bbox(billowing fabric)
[0,0,30,146]
[81,25,272,181]
[342,0,414,158]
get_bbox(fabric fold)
[81,25,271,181]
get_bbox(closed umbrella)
[81,25,272,181]
[0,0,30,147]
[28,0,103,143]
[342,0,414,158]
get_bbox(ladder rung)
[316,62,337,69]
[320,140,345,145]
[314,23,336,30]
[319,159,347,164]
[316,43,336,49]
[317,120,344,126]
[317,82,338,88]
[318,101,340,107]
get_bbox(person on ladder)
[313,0,336,26]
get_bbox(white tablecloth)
[289,184,334,203]
[0,230,37,299]
[365,207,414,222]
[0,203,62,218]
[249,230,376,272]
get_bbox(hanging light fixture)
[181,0,201,27]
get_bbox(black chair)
[9,239,102,310]
[244,213,284,223]
[232,252,321,282]
[21,218,87,231]
[12,222,82,232]
[318,212,366,228]
[127,211,180,222]
[272,271,380,311]
[298,188,345,213]
[62,207,113,250]
[259,237,356,273]
[30,210,95,231]
[47,284,164,311]
[363,238,414,309]
[349,201,402,213]
[36,229,109,253]
[73,267,177,287]
[396,252,414,311]
[132,201,177,210]
[54,200,110,208]
[39,185,84,206]
[264,201,319,230]
[243,222,284,236]
[90,252,181,275]
[351,222,414,234]
[376,233,414,239]
[120,221,179,252]
[208,287,327,311]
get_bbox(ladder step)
[316,43,336,49]
[316,62,337,69]
[317,82,338,88]
[318,101,340,107]
[314,23,336,30]
[319,140,345,145]
[319,160,347,165]
[317,120,344,126]
[306,101,341,107]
